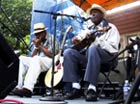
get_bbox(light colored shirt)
[33,34,59,57]
[76,23,120,53]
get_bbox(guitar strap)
[89,19,109,37]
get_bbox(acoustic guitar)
[44,25,72,88]
[72,26,111,51]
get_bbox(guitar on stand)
[44,25,72,88]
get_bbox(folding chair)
[98,43,122,98]
[98,54,120,98]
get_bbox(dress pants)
[63,45,114,86]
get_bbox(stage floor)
[1,95,139,104]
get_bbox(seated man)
[13,22,59,97]
[63,4,120,101]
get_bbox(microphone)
[130,38,138,43]
[130,38,136,43]
[130,37,140,44]
[82,16,94,21]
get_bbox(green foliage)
[0,0,33,55]
[20,34,31,55]
[4,35,17,49]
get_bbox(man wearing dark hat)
[12,22,59,97]
[63,4,120,101]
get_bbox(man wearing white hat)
[12,22,59,97]
[63,4,120,101]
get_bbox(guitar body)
[72,26,111,51]
[44,55,64,88]
[72,35,96,51]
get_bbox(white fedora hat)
[87,4,106,18]
[31,22,48,34]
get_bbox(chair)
[98,54,120,98]
[98,43,121,98]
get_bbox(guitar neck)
[72,26,111,51]
[56,26,72,61]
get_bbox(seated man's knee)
[32,56,40,60]
[19,55,26,60]
[88,45,99,53]
[63,48,73,57]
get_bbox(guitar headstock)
[66,25,73,33]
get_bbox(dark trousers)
[63,45,114,86]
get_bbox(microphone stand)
[34,10,81,102]
[34,10,84,20]
[109,37,140,104]
[124,37,140,104]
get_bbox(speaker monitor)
[0,32,19,99]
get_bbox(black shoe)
[85,89,98,101]
[10,88,19,95]
[64,88,81,100]
[12,88,32,97]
